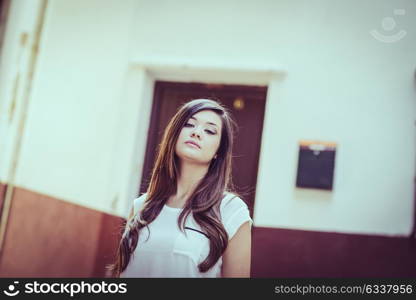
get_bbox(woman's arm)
[221,221,252,277]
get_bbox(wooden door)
[139,81,267,218]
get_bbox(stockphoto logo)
[3,280,127,297]
[3,281,20,296]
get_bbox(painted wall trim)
[129,56,287,85]
[115,58,287,219]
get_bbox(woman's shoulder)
[220,192,252,240]
[220,192,251,220]
[220,192,248,210]
[133,192,148,215]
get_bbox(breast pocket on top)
[173,226,210,266]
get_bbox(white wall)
[0,0,141,216]
[0,0,44,184]
[0,0,414,236]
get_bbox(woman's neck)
[168,160,208,208]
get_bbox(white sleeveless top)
[119,192,252,278]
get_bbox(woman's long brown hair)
[108,98,239,277]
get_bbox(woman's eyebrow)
[190,116,218,128]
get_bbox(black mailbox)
[295,140,336,190]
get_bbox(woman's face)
[175,110,222,165]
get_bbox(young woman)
[109,98,253,278]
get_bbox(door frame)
[117,58,286,218]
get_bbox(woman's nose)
[191,128,201,138]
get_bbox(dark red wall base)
[251,227,416,277]
[0,182,7,217]
[0,186,124,277]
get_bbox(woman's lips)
[185,141,201,149]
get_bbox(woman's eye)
[184,123,216,135]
